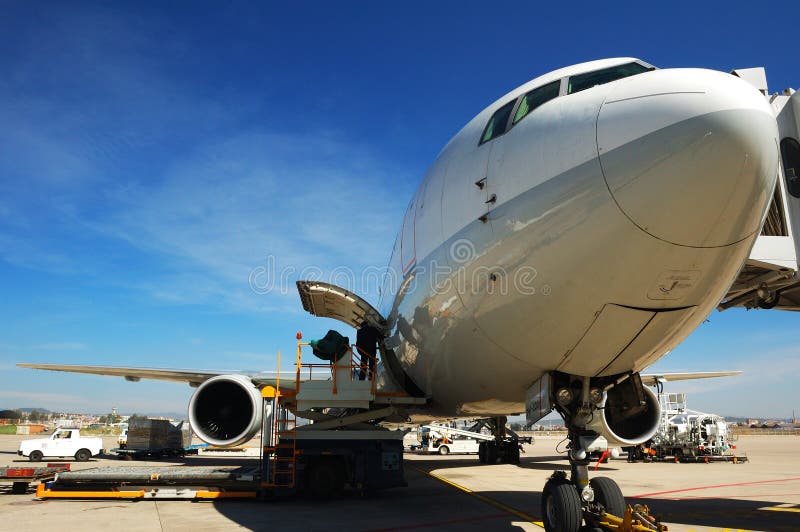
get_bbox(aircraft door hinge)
[485,194,497,205]
[474,178,486,190]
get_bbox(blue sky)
[0,1,798,418]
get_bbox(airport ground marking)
[643,492,800,501]
[408,465,544,528]
[631,477,800,498]
[759,503,800,513]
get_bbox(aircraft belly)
[556,304,655,376]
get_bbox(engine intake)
[188,374,263,447]
[586,384,661,447]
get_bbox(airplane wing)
[639,371,741,386]
[16,363,289,388]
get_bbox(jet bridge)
[720,69,800,311]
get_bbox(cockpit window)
[513,80,561,125]
[480,99,517,144]
[567,62,653,95]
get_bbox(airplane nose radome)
[597,69,779,248]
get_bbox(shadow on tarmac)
[7,451,793,531]
[408,454,619,473]
[208,462,795,532]
[212,467,538,531]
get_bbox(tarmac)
[0,433,797,531]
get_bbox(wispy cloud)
[0,8,416,314]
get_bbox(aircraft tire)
[478,442,487,463]
[502,441,520,463]
[590,477,625,518]
[485,442,499,464]
[541,480,582,532]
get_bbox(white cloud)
[89,129,414,311]
[0,11,417,314]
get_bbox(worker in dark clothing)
[355,324,381,380]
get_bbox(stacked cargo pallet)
[127,419,191,450]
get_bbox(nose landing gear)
[541,429,627,532]
[538,372,652,531]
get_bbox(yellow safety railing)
[294,333,378,395]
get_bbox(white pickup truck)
[18,428,104,462]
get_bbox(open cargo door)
[297,280,424,398]
[296,281,386,330]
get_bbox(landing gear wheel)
[502,441,520,464]
[28,450,43,462]
[590,477,625,518]
[485,442,498,464]
[438,445,450,456]
[75,448,91,462]
[541,479,582,532]
[478,442,487,463]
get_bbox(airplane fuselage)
[378,58,779,418]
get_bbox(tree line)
[0,410,151,424]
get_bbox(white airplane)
[21,57,799,531]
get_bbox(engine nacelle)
[188,374,263,447]
[585,384,661,447]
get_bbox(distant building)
[16,424,45,435]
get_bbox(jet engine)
[585,384,661,447]
[188,374,263,447]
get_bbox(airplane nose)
[597,69,779,248]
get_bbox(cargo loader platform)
[36,334,410,501]
[35,465,261,499]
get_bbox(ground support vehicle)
[1,464,71,494]
[111,446,199,460]
[18,428,104,462]
[416,424,494,455]
[642,393,748,464]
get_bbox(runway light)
[556,387,573,406]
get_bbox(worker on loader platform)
[355,324,380,380]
